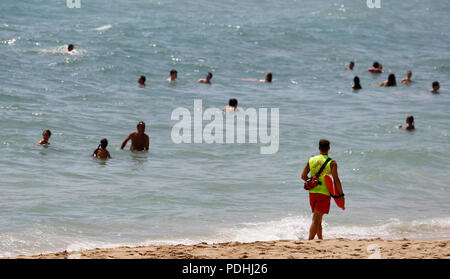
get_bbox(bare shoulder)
[125,131,136,140]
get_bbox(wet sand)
[8,238,450,259]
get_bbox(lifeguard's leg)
[309,210,324,240]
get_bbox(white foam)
[1,38,17,45]
[213,216,450,242]
[92,24,112,31]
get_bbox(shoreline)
[7,238,450,259]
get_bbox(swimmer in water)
[168,69,178,82]
[368,61,383,73]
[198,72,213,84]
[138,75,146,88]
[121,121,149,151]
[67,44,74,52]
[223,98,238,112]
[352,76,362,90]
[345,61,355,71]
[400,71,413,84]
[239,72,273,83]
[398,115,415,131]
[429,81,440,93]
[37,129,52,146]
[379,73,397,87]
[92,138,111,159]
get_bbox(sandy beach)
[8,238,450,259]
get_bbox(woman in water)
[92,138,111,159]
[398,115,415,131]
[37,129,52,146]
[379,73,397,87]
[352,76,362,90]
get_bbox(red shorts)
[309,193,331,214]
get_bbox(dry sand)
[8,238,450,259]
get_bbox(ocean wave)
[209,216,450,242]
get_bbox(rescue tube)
[324,175,345,210]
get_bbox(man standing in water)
[301,139,345,240]
[121,121,149,151]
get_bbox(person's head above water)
[319,139,330,153]
[407,71,412,79]
[199,72,213,83]
[432,81,440,92]
[406,115,414,125]
[265,72,272,82]
[137,121,146,133]
[349,61,355,70]
[68,44,74,52]
[43,129,52,139]
[170,69,178,80]
[386,73,397,86]
[373,61,380,68]
[138,75,146,87]
[99,138,108,149]
[37,129,52,145]
[353,76,362,89]
[228,98,238,108]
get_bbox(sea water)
[0,0,449,257]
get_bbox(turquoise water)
[1,0,450,257]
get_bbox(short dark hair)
[319,139,330,152]
[207,72,213,78]
[137,121,145,129]
[100,138,108,149]
[43,129,52,137]
[228,98,238,107]
[265,72,272,82]
[406,115,414,124]
[68,44,74,51]
[138,75,146,83]
[373,61,380,68]
[170,69,177,75]
[432,81,440,88]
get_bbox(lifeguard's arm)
[120,133,132,150]
[301,162,310,182]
